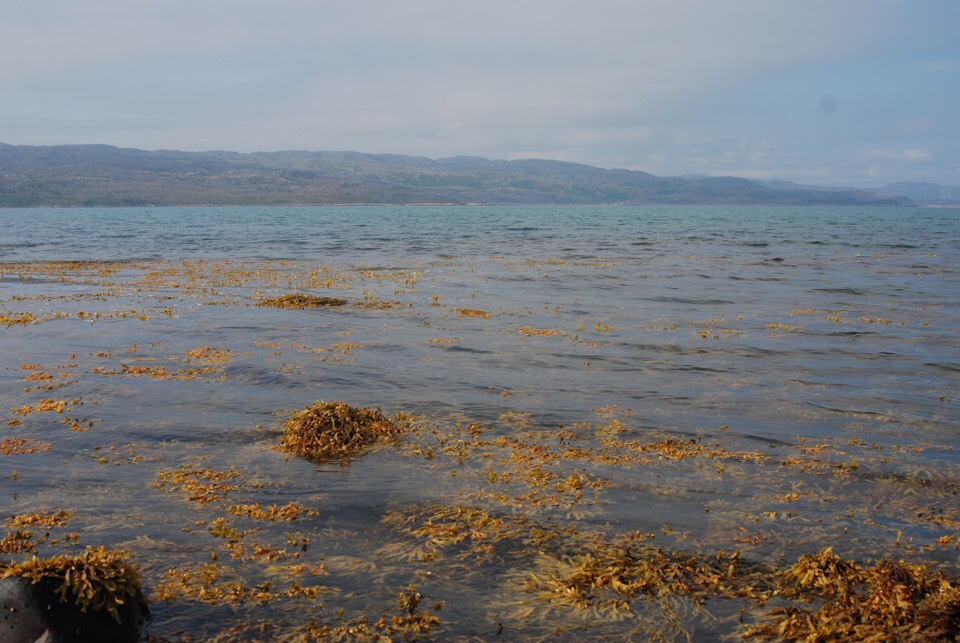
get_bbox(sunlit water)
[1,205,959,640]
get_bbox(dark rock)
[0,576,148,643]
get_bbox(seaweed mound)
[745,548,960,640]
[278,401,403,461]
[0,546,148,642]
[257,294,346,308]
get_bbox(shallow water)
[1,205,959,640]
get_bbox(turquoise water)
[1,205,959,640]
[4,204,959,262]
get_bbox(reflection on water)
[1,206,959,639]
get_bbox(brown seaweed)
[277,401,405,461]
[257,294,347,308]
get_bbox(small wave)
[0,242,45,250]
[804,329,874,337]
[811,287,867,295]
[645,296,735,305]
[443,345,495,355]
[925,362,960,374]
[223,365,305,387]
[789,379,825,387]
[804,402,886,417]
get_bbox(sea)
[1,205,959,640]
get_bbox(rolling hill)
[0,143,914,207]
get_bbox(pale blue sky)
[2,0,957,187]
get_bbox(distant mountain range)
[872,182,960,205]
[1,142,954,207]
[761,180,960,206]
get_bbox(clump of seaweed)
[0,531,37,555]
[380,584,442,639]
[300,584,441,641]
[0,546,143,622]
[154,465,244,505]
[782,546,864,597]
[456,308,491,318]
[0,437,51,455]
[257,294,346,309]
[746,548,960,640]
[226,501,317,522]
[528,532,776,614]
[153,560,329,607]
[6,510,72,530]
[153,562,257,605]
[1,311,39,327]
[277,401,404,461]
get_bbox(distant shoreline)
[0,142,924,208]
[1,202,940,209]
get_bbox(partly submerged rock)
[0,547,148,643]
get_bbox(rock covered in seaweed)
[277,401,404,461]
[0,546,148,642]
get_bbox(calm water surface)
[1,205,959,640]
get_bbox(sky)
[1,1,958,188]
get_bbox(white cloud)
[865,149,932,161]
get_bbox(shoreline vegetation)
[2,255,958,640]
[0,142,921,208]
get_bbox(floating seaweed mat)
[277,401,404,461]
[0,546,148,642]
[257,294,346,308]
